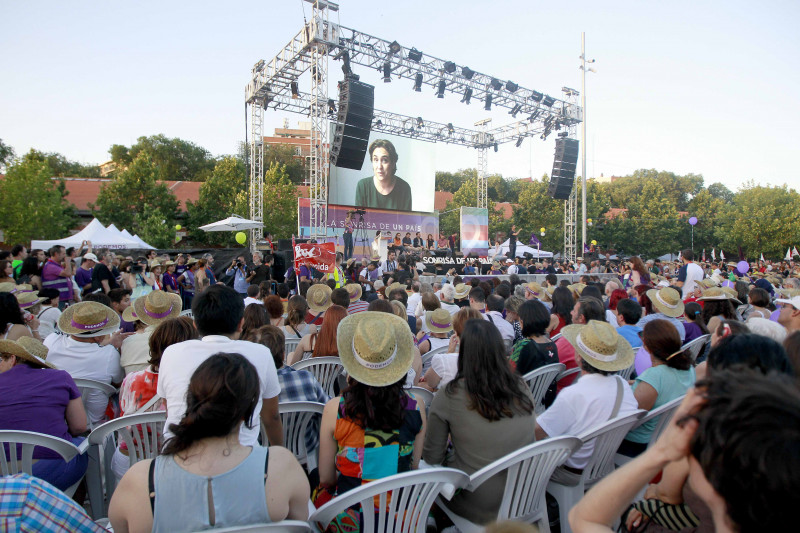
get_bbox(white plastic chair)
[406,386,434,414]
[556,367,580,389]
[192,522,312,532]
[0,430,84,497]
[681,334,711,362]
[292,357,345,398]
[550,333,562,342]
[309,467,470,533]
[277,401,325,472]
[522,363,565,414]
[421,345,449,375]
[285,339,301,357]
[615,395,686,468]
[84,411,167,518]
[547,410,646,533]
[73,378,118,429]
[617,364,635,381]
[437,436,582,532]
[179,309,194,318]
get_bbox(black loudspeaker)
[548,138,579,199]
[271,251,290,283]
[277,238,308,251]
[331,79,375,170]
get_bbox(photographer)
[225,255,249,297]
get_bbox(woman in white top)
[281,295,315,340]
[416,308,452,355]
[35,289,62,339]
[421,307,481,391]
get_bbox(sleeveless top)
[130,273,153,302]
[152,446,271,533]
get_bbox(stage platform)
[419,273,619,285]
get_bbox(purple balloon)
[688,217,698,226]
[736,260,749,274]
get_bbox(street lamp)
[580,33,596,259]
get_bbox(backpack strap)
[609,376,624,420]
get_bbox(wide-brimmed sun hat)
[386,282,406,295]
[337,312,415,387]
[453,283,471,300]
[132,290,182,326]
[646,287,685,318]
[525,282,543,298]
[567,283,586,297]
[698,287,742,305]
[0,282,16,293]
[561,320,634,372]
[345,283,362,302]
[370,254,382,262]
[542,285,556,302]
[306,284,333,314]
[58,301,121,337]
[15,291,44,309]
[122,306,139,323]
[425,308,454,334]
[0,337,54,369]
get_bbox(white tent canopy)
[31,218,155,250]
[495,238,554,259]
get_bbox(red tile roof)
[57,178,201,212]
[604,207,628,219]
[434,191,454,211]
[494,202,514,220]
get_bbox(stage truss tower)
[562,88,580,262]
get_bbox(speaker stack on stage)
[330,79,375,169]
[548,138,579,199]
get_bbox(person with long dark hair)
[423,319,535,526]
[109,352,309,532]
[511,300,559,405]
[354,139,412,211]
[315,312,425,528]
[682,301,709,342]
[0,291,38,341]
[549,285,574,337]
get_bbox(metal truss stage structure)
[245,0,582,259]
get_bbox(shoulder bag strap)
[609,375,624,420]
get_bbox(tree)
[113,134,216,182]
[0,138,15,173]
[186,156,248,246]
[91,153,180,248]
[435,169,474,194]
[707,182,734,203]
[0,151,76,243]
[19,149,100,178]
[232,162,298,240]
[686,189,725,252]
[438,178,504,241]
[511,177,564,253]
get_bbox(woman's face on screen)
[371,147,395,181]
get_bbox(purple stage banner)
[297,199,439,244]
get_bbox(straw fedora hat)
[58,301,121,337]
[15,291,44,309]
[370,254,382,262]
[163,260,175,267]
[561,320,634,373]
[122,306,139,323]
[525,282,543,298]
[0,282,17,293]
[149,260,163,270]
[336,312,415,387]
[425,308,454,334]
[132,290,182,326]
[646,287,685,318]
[699,287,741,305]
[453,283,471,300]
[345,283,362,302]
[306,284,333,314]
[0,337,55,369]
[567,283,586,297]
[542,285,556,302]
[386,282,406,295]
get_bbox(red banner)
[294,242,337,273]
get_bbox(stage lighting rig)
[461,87,472,104]
[510,104,522,118]
[436,79,446,98]
[413,73,423,91]
[388,40,402,54]
[447,123,455,135]
[506,81,519,92]
[416,117,424,128]
[542,95,555,107]
[461,66,475,79]
[484,93,492,110]
[515,136,523,147]
[327,99,336,113]
[443,61,456,74]
[490,78,503,91]
[528,109,541,122]
[382,61,392,82]
[290,81,299,99]
[493,143,498,152]
[407,47,423,62]
[530,91,543,102]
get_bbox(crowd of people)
[1,240,799,532]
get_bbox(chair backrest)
[73,378,118,428]
[467,436,582,524]
[406,387,434,414]
[309,467,470,533]
[285,339,301,357]
[0,430,80,476]
[638,395,685,447]
[291,357,344,397]
[277,401,325,470]
[578,409,646,487]
[522,363,565,414]
[192,522,312,533]
[556,367,581,388]
[617,364,635,381]
[87,411,167,507]
[179,309,194,318]
[681,334,711,362]
[421,345,449,374]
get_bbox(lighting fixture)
[506,81,519,92]
[446,123,454,135]
[389,40,402,54]
[443,61,456,74]
[528,109,541,122]
[375,119,383,127]
[515,137,523,147]
[557,131,569,138]
[510,104,522,118]
[484,93,492,110]
[383,61,391,83]
[542,95,555,107]
[408,48,422,62]
[327,99,336,113]
[461,66,475,80]
[416,117,424,128]
[530,91,543,102]
[460,87,472,104]
[490,78,502,91]
[413,73,423,92]
[493,143,498,153]
[436,80,446,98]
[290,81,299,99]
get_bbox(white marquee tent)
[31,218,155,250]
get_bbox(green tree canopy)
[0,151,76,243]
[438,177,504,240]
[110,134,216,182]
[0,138,15,173]
[232,162,298,240]
[186,156,248,246]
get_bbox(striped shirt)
[41,259,73,301]
[347,300,369,314]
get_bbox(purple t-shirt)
[0,364,80,459]
[75,266,93,292]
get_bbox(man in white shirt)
[484,295,515,345]
[406,281,422,318]
[675,249,704,297]
[157,285,283,446]
[536,320,639,473]
[438,284,461,315]
[242,284,262,307]
[576,258,588,275]
[507,259,519,275]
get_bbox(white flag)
[720,250,726,261]
[711,248,716,261]
[760,253,765,262]
[678,250,682,262]
[793,246,799,258]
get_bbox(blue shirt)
[277,366,329,453]
[225,266,248,294]
[616,324,643,349]
[636,313,686,342]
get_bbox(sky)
[2,0,799,191]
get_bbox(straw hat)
[698,287,741,305]
[149,260,162,270]
[0,337,55,369]
[645,287,684,317]
[386,282,406,295]
[15,291,44,309]
[567,283,586,297]
[122,306,139,323]
[345,283,362,302]
[345,258,356,268]
[14,284,33,293]
[525,282,543,298]
[163,260,175,267]
[560,320,634,372]
[132,290,182,326]
[425,308,454,334]
[306,284,333,314]
[491,260,500,268]
[542,285,555,302]
[58,301,121,337]
[370,254,382,262]
[453,283,471,300]
[337,312,415,387]
[0,282,16,293]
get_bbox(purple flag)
[529,233,541,247]
[584,242,591,253]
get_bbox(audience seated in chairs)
[287,304,348,366]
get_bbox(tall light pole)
[579,32,595,258]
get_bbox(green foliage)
[20,148,100,178]
[438,177,504,239]
[0,151,76,243]
[0,138,15,173]
[186,156,248,246]
[435,169,475,194]
[232,162,298,240]
[91,153,180,248]
[113,134,216,182]
[707,182,734,203]
[511,177,564,252]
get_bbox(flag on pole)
[793,246,799,258]
[711,248,716,261]
[720,249,726,261]
[787,248,793,261]
[529,233,541,247]
[760,253,765,262]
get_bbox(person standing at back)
[675,249,704,297]
[157,285,283,446]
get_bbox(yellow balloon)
[540,227,545,233]
[591,240,597,245]
[587,218,592,224]
[175,224,182,231]
[235,232,247,245]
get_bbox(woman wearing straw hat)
[0,337,89,492]
[699,287,740,336]
[161,261,179,296]
[423,318,536,526]
[314,312,425,527]
[416,308,453,355]
[1,291,41,342]
[636,287,687,342]
[119,290,183,375]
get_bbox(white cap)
[776,296,800,310]
[83,253,98,262]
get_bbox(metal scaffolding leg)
[308,3,331,240]
[249,103,264,251]
[475,118,491,210]
[564,183,577,262]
